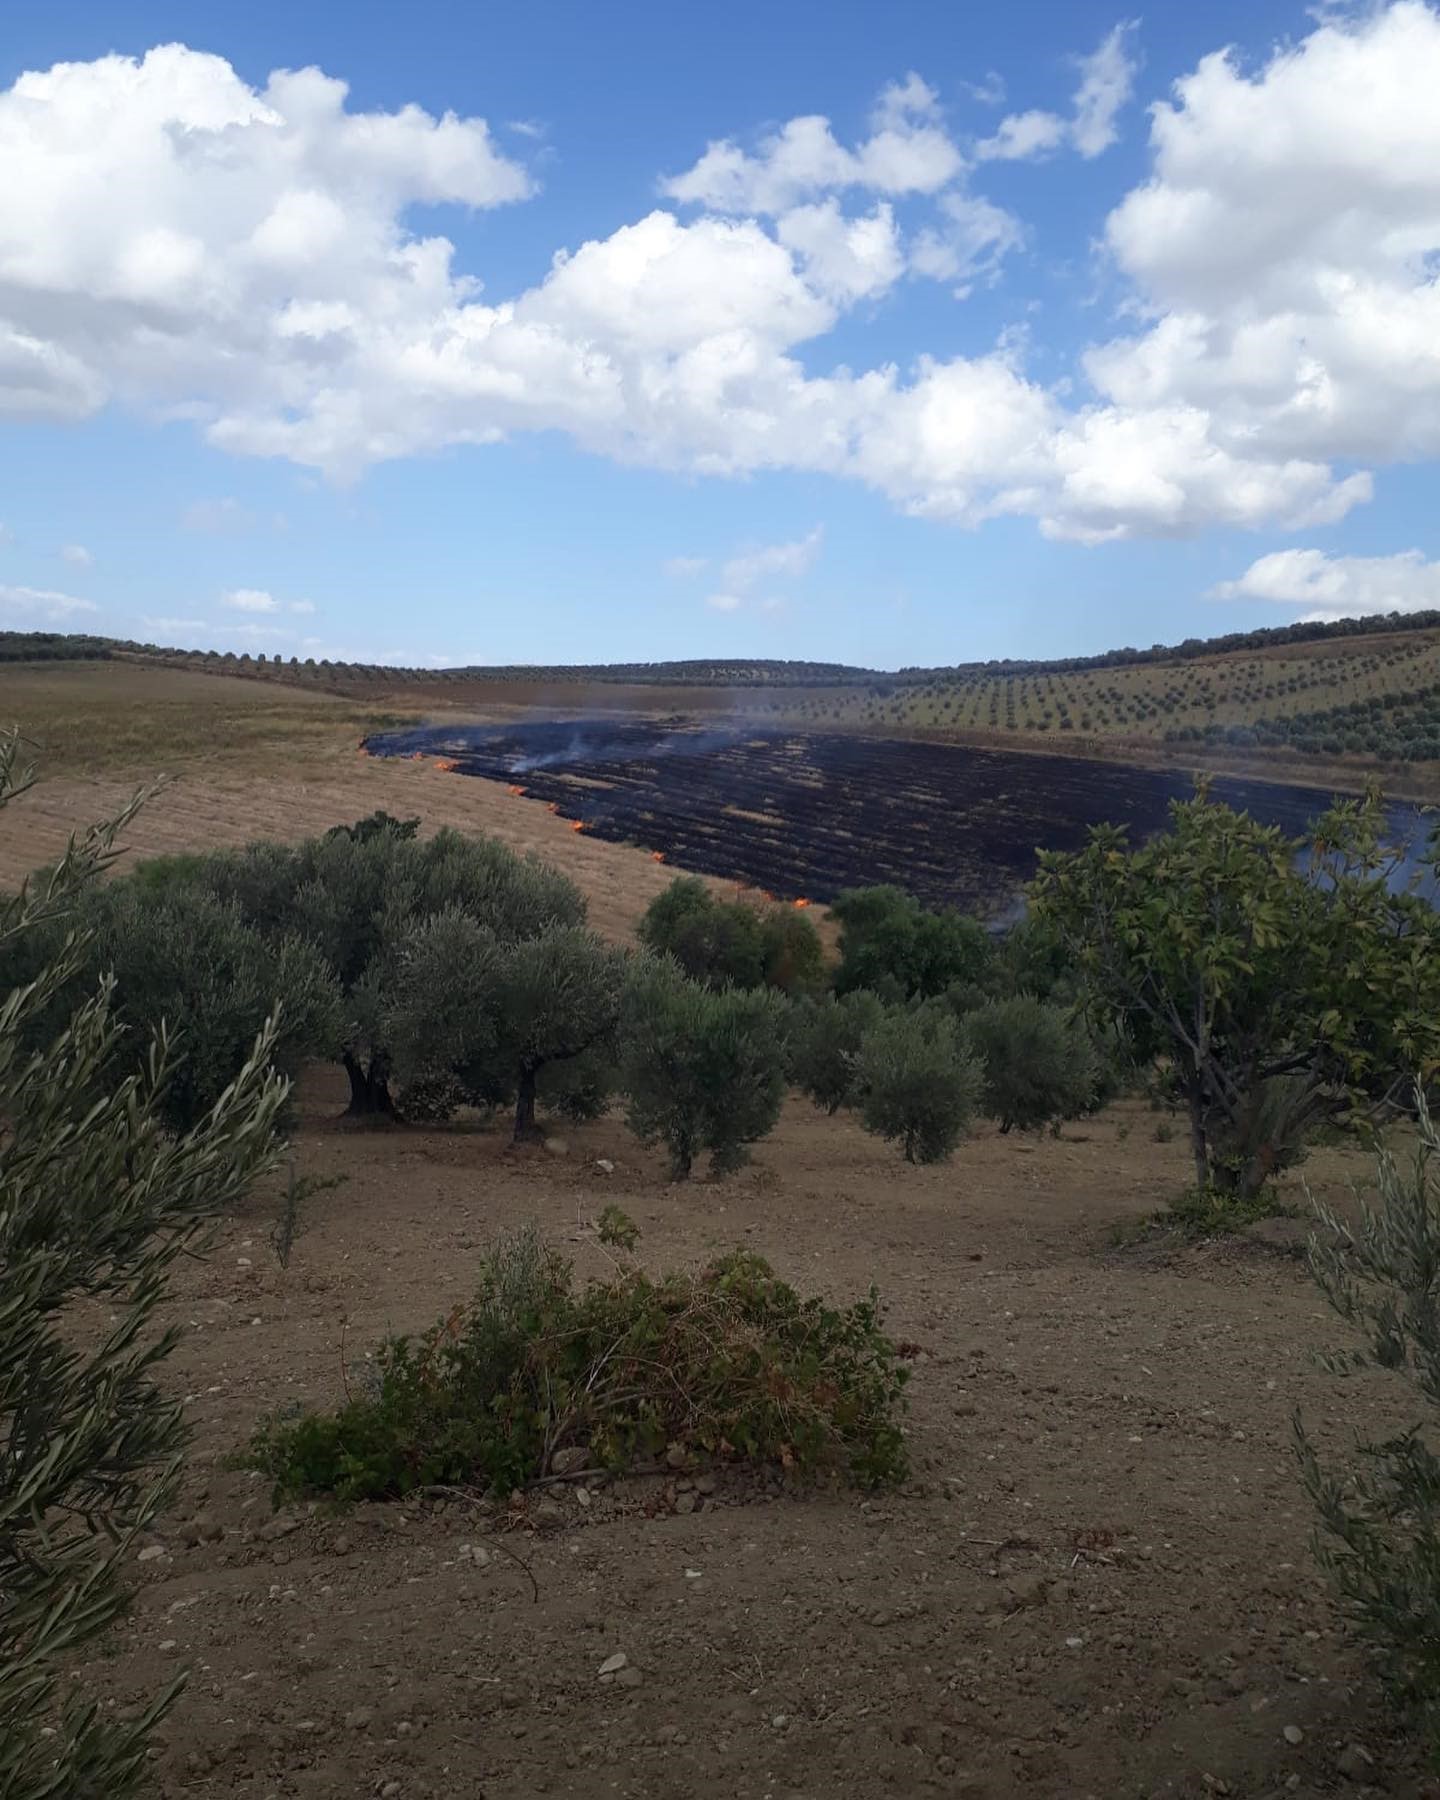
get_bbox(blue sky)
[1,0,1438,668]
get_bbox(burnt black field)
[366,719,1431,916]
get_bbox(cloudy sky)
[2,0,1439,668]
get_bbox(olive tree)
[87,886,340,1130]
[855,1005,981,1164]
[0,739,285,1798]
[487,928,629,1140]
[1032,785,1440,1201]
[638,876,823,994]
[136,823,587,1118]
[790,990,886,1114]
[376,912,626,1139]
[963,995,1096,1133]
[831,885,993,1003]
[621,960,788,1177]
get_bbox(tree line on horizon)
[4,604,1440,687]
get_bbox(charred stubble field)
[366,719,1387,914]
[68,1077,1433,1800]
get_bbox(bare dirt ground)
[72,1079,1430,1800]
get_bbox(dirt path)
[73,1081,1427,1799]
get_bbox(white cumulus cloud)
[906,192,1025,292]
[59,543,92,566]
[704,526,823,614]
[1213,548,1440,621]
[1071,21,1141,157]
[0,582,97,618]
[721,526,823,592]
[1093,2,1440,470]
[0,24,1428,547]
[661,75,961,214]
[976,22,1139,162]
[0,44,532,445]
[143,614,206,632]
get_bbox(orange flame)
[434,757,459,772]
[546,801,560,814]
[793,897,810,909]
[650,851,666,863]
[570,820,586,832]
[507,784,525,796]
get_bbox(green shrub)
[963,995,1096,1133]
[855,1005,981,1163]
[1296,1092,1440,1750]
[1164,1183,1290,1235]
[789,990,886,1114]
[831,885,993,1003]
[621,961,788,1177]
[253,1229,910,1500]
[758,905,826,995]
[638,877,823,994]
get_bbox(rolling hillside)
[7,609,1440,782]
[758,625,1440,765]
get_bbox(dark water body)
[367,719,1436,916]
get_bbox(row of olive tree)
[787,989,1099,1161]
[0,820,1116,1182]
[20,782,1433,1197]
[636,874,1109,1164]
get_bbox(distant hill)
[6,608,1440,772]
[759,624,1440,768]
